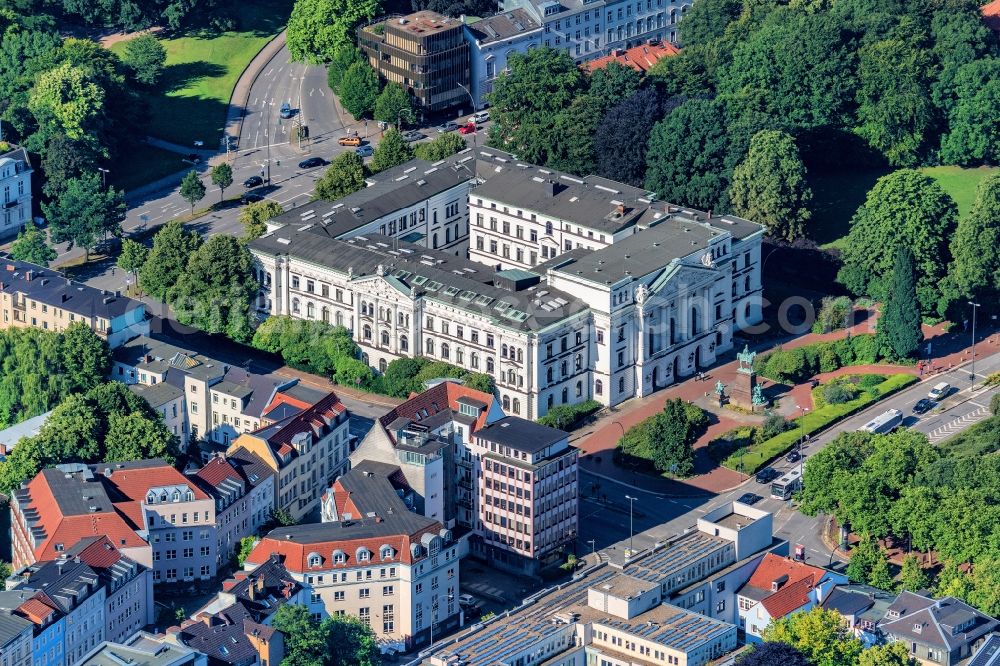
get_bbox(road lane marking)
[319,88,325,96]
[265,68,273,77]
[927,405,989,443]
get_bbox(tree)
[33,392,102,462]
[487,47,587,165]
[270,507,297,527]
[413,133,466,161]
[619,399,704,476]
[240,200,284,240]
[10,225,56,266]
[595,88,667,187]
[273,605,326,666]
[41,172,125,261]
[950,172,1000,307]
[61,322,111,392]
[588,62,641,112]
[940,59,1000,166]
[547,94,602,176]
[645,98,730,212]
[736,642,810,666]
[339,62,379,120]
[897,554,930,593]
[324,614,380,666]
[846,535,885,584]
[0,437,44,494]
[139,221,202,301]
[314,151,367,200]
[210,162,233,203]
[373,82,415,127]
[104,412,177,463]
[855,36,934,167]
[179,170,206,215]
[463,373,495,395]
[28,61,104,142]
[40,134,95,199]
[876,246,923,361]
[868,551,895,591]
[371,128,414,173]
[677,0,742,47]
[326,45,364,95]
[859,642,915,666]
[286,0,379,65]
[762,607,863,666]
[838,169,958,315]
[121,34,166,86]
[729,130,812,241]
[235,536,257,567]
[168,235,259,342]
[117,239,148,284]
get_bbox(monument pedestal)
[729,371,767,413]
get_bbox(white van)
[928,382,951,401]
[470,110,490,124]
[458,593,475,607]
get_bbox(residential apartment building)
[0,260,148,348]
[227,391,351,523]
[1,559,107,666]
[10,461,219,586]
[736,553,847,642]
[62,537,155,644]
[78,632,207,666]
[351,383,577,575]
[584,40,679,72]
[190,454,275,567]
[0,145,33,239]
[464,10,542,108]
[0,609,33,666]
[882,591,999,666]
[820,583,897,646]
[359,11,471,112]
[114,335,326,454]
[245,467,461,651]
[197,554,306,622]
[250,152,764,419]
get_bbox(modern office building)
[0,260,148,348]
[359,11,471,112]
[245,466,460,651]
[226,391,351,523]
[0,145,33,240]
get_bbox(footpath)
[574,310,1000,496]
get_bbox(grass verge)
[920,165,999,220]
[719,373,918,473]
[109,0,292,148]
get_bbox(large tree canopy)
[286,0,380,65]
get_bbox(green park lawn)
[808,165,999,249]
[109,0,292,148]
[109,143,188,192]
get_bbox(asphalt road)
[578,350,1000,568]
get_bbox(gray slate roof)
[883,591,999,652]
[466,9,541,43]
[0,259,145,321]
[0,611,31,647]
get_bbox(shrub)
[756,334,885,383]
[992,393,1000,416]
[538,400,601,430]
[811,296,853,334]
[761,414,791,439]
[822,383,857,404]
[858,374,887,388]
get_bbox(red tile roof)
[105,465,210,502]
[983,0,1000,32]
[260,392,313,421]
[245,529,437,572]
[256,391,346,450]
[194,458,243,488]
[744,554,827,619]
[378,382,495,443]
[67,535,123,569]
[585,42,680,73]
[760,575,816,618]
[16,593,58,625]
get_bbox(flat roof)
[591,573,658,600]
[623,531,730,584]
[475,417,567,454]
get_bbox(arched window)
[545,221,553,235]
[502,344,508,358]
[426,339,435,355]
[547,394,554,408]
[507,369,515,384]
[363,325,372,340]
[356,547,371,562]
[561,387,568,403]
[690,307,699,336]
[379,358,387,373]
[308,553,322,568]
[441,343,450,360]
[486,357,494,373]
[381,330,390,346]
[512,398,520,414]
[321,307,329,323]
[471,352,479,369]
[306,302,315,318]
[547,367,554,383]
[595,380,603,395]
[292,298,300,314]
[576,381,583,397]
[446,228,451,244]
[400,335,409,352]
[379,307,385,321]
[744,276,751,292]
[502,395,510,410]
[619,377,625,393]
[517,348,523,362]
[561,361,568,376]
[432,233,439,249]
[333,550,346,564]
[456,348,463,364]
[380,545,394,561]
[336,311,344,327]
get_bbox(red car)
[459,123,477,135]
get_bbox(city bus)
[858,408,903,435]
[770,467,802,500]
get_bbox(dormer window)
[380,545,394,561]
[333,550,346,564]
[913,623,922,633]
[307,553,322,568]
[357,547,371,562]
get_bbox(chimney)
[24,270,32,281]
[617,204,625,216]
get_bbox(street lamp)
[97,167,109,188]
[625,495,637,556]
[970,301,981,388]
[587,539,596,557]
[456,82,476,114]
[428,592,454,650]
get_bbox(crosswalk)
[926,405,991,443]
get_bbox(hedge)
[756,334,883,384]
[537,400,601,431]
[720,373,918,473]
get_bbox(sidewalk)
[574,309,1000,496]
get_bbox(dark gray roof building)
[883,591,999,666]
[474,416,566,454]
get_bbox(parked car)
[459,123,477,135]
[458,594,475,607]
[470,110,490,123]
[912,398,935,414]
[402,130,426,143]
[928,382,951,401]
[243,175,264,188]
[298,157,326,169]
[279,102,293,119]
[755,467,778,484]
[338,135,362,147]
[737,492,762,506]
[355,145,374,157]
[436,121,460,133]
